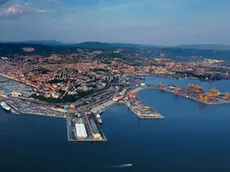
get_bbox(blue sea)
[1,77,230,172]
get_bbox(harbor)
[1,80,230,142]
[146,84,230,105]
[0,84,166,142]
[4,73,230,142]
[2,77,230,172]
[4,81,230,142]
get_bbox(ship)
[0,101,11,112]
[140,77,145,80]
[96,114,102,124]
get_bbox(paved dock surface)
[67,115,107,142]
[146,84,230,105]
[90,100,117,114]
[123,98,164,119]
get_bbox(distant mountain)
[0,42,78,57]
[176,44,230,50]
[1,41,230,61]
[69,41,162,49]
[1,41,230,50]
[69,42,230,50]
[70,42,115,48]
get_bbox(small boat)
[140,77,145,80]
[111,164,133,168]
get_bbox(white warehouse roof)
[75,123,88,139]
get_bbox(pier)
[146,84,230,105]
[67,92,165,141]
[123,98,164,119]
[67,113,107,142]
[67,99,117,142]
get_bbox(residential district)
[0,47,230,141]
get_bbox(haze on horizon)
[0,0,230,46]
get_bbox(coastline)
[1,74,230,119]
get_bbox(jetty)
[123,98,164,119]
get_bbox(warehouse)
[75,123,88,139]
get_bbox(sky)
[0,0,230,45]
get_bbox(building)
[75,123,88,139]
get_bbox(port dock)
[67,92,165,142]
[1,83,165,142]
[67,113,107,142]
[123,98,164,119]
[146,84,230,105]
[90,100,117,114]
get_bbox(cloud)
[0,3,48,18]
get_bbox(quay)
[90,99,117,114]
[123,97,164,119]
[67,99,117,142]
[67,113,107,142]
[4,100,21,114]
[146,84,230,105]
[68,90,165,141]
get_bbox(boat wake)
[108,164,132,168]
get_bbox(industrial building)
[75,123,88,139]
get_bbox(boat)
[96,114,102,124]
[0,101,11,112]
[111,164,133,168]
[140,77,145,80]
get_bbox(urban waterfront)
[1,77,230,172]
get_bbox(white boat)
[96,114,102,124]
[0,101,11,112]
[111,164,133,168]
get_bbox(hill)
[69,42,147,49]
[176,44,230,50]
[1,42,230,61]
